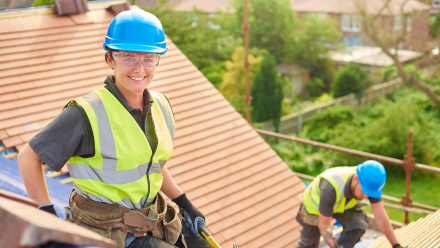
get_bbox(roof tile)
[19,130,39,142]
[2,135,22,148]
[0,130,8,139]
[69,13,95,25]
[5,126,25,136]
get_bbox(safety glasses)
[111,51,160,67]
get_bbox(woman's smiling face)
[106,51,158,95]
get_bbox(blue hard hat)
[103,9,167,55]
[356,160,386,198]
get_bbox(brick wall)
[297,10,429,51]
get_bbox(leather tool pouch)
[300,204,319,226]
[162,203,182,245]
[150,193,182,245]
[67,202,123,239]
[123,208,159,237]
[54,0,89,16]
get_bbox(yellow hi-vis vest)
[66,88,175,209]
[302,166,359,216]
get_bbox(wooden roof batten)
[0,3,306,247]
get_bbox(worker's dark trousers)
[296,205,367,248]
[128,221,211,248]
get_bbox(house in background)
[292,0,430,51]
[330,46,423,73]
[428,0,440,16]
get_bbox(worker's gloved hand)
[392,244,407,248]
[173,193,205,237]
[39,204,58,216]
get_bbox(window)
[394,15,412,31]
[433,0,440,7]
[394,15,402,30]
[341,14,361,32]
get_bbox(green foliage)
[32,0,51,6]
[314,92,333,104]
[225,95,247,118]
[301,87,440,177]
[144,3,237,69]
[219,46,263,97]
[305,77,325,97]
[219,46,264,117]
[269,139,334,175]
[332,63,367,98]
[430,13,440,38]
[251,54,284,131]
[288,14,340,71]
[200,62,226,88]
[302,106,355,143]
[380,66,399,82]
[231,0,297,63]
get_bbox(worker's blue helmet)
[103,9,167,55]
[356,160,386,198]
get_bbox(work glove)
[172,193,205,237]
[393,244,409,248]
[39,204,58,216]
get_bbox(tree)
[430,13,440,38]
[287,14,341,86]
[145,2,237,69]
[230,0,297,63]
[354,0,440,109]
[331,63,365,98]
[220,46,263,97]
[251,54,284,132]
[305,77,325,97]
[219,46,264,117]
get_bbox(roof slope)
[0,6,305,248]
[369,210,440,248]
[292,0,430,15]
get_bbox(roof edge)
[0,0,125,19]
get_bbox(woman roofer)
[18,9,210,248]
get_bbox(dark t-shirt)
[318,175,382,217]
[29,76,159,171]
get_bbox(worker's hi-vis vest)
[66,88,175,209]
[302,166,359,216]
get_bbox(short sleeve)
[369,197,382,204]
[319,179,337,217]
[28,105,94,171]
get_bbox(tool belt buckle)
[123,209,158,237]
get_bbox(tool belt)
[65,191,182,248]
[298,204,319,226]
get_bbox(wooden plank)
[60,177,73,184]
[46,171,68,178]
[4,152,17,159]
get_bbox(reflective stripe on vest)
[303,167,358,215]
[66,88,175,209]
